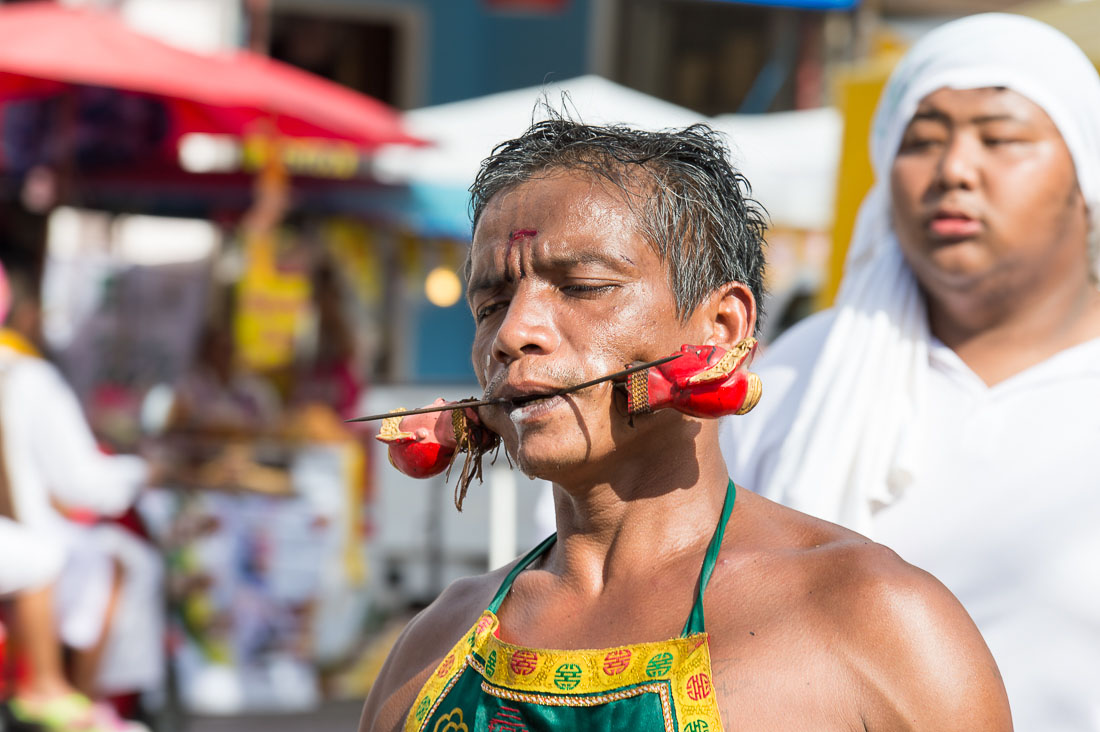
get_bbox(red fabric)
[0,614,30,696]
[0,619,6,682]
[110,507,151,543]
[295,360,363,421]
[101,692,141,720]
[0,2,424,149]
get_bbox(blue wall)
[413,297,477,382]
[359,0,593,106]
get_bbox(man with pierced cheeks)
[359,119,1012,731]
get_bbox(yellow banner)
[242,134,362,180]
[235,231,311,372]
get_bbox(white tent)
[374,75,840,234]
[711,107,841,231]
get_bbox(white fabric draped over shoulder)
[742,13,1100,531]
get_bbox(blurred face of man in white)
[889,87,1100,381]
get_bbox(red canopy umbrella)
[0,1,423,150]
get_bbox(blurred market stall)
[0,1,421,151]
[0,1,430,722]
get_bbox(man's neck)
[538,433,731,596]
[929,277,1100,385]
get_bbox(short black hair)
[469,115,768,330]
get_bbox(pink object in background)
[0,260,9,325]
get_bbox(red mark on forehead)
[504,229,538,275]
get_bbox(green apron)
[406,480,735,732]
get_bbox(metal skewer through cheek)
[344,353,683,424]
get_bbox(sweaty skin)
[360,169,1011,731]
[503,229,538,279]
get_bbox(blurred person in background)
[290,260,364,421]
[721,13,1100,730]
[164,293,288,496]
[360,119,1011,731]
[170,316,281,440]
[0,261,159,732]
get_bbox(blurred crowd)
[0,241,371,731]
[0,261,157,732]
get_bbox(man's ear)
[701,282,756,349]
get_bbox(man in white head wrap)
[722,12,1100,731]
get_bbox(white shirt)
[0,348,148,540]
[721,310,1100,732]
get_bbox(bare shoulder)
[709,491,1012,730]
[357,567,508,732]
[819,538,1012,730]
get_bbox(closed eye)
[561,284,616,296]
[898,136,944,154]
[475,301,507,322]
[983,137,1024,147]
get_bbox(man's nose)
[491,288,560,365]
[935,133,981,191]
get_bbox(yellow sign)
[818,55,897,309]
[325,219,383,305]
[242,134,362,180]
[235,231,310,372]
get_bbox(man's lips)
[926,212,982,239]
[490,383,572,406]
[491,384,574,425]
[506,394,569,425]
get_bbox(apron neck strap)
[487,531,556,614]
[681,479,737,636]
[485,478,738,637]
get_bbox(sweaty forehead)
[910,86,1049,126]
[471,170,641,253]
[465,172,661,301]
